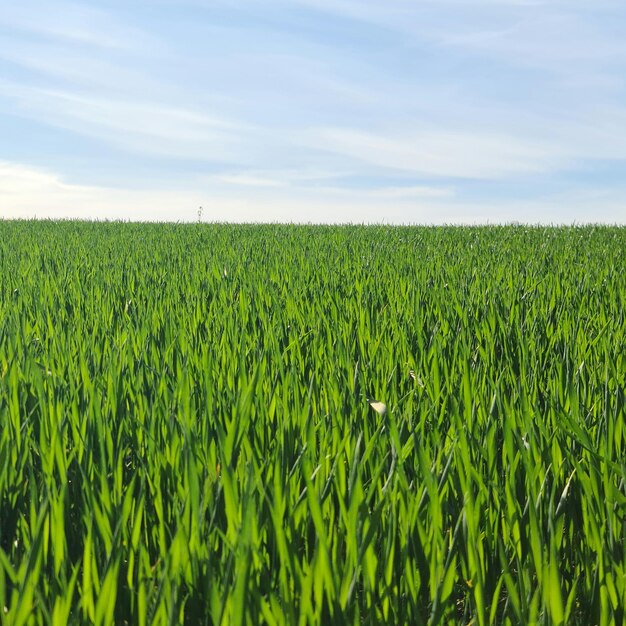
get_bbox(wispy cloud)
[0,2,157,51]
[305,128,566,179]
[0,161,452,223]
[438,12,626,71]
[212,174,288,188]
[0,82,252,161]
[3,161,623,225]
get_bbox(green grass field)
[1,221,625,625]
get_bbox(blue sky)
[1,0,625,223]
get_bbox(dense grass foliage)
[0,222,625,625]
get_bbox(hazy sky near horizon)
[1,1,626,223]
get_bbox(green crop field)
[0,221,625,625]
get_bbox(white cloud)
[305,128,566,179]
[0,161,459,223]
[0,162,194,221]
[0,2,157,52]
[439,13,626,67]
[329,185,454,199]
[2,162,623,225]
[0,83,251,161]
[212,174,288,188]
